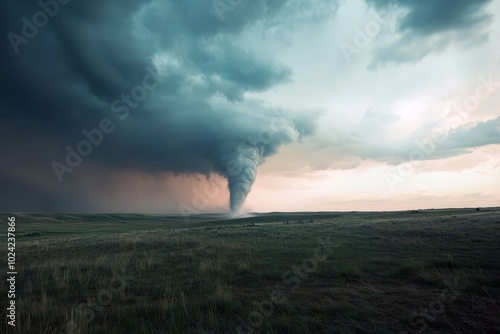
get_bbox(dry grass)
[0,208,499,333]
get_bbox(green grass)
[1,208,500,333]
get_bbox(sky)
[0,0,499,214]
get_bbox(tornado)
[213,113,311,213]
[216,142,265,214]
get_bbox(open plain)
[1,208,500,333]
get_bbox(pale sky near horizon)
[1,0,499,213]
[244,0,500,212]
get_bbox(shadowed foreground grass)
[1,208,500,333]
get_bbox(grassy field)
[1,208,499,333]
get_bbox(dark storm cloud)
[365,0,494,67]
[0,0,337,212]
